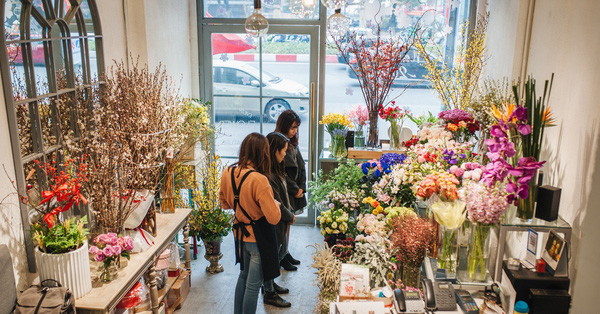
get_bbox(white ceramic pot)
[35,241,92,299]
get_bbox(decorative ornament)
[327,9,350,38]
[290,0,316,17]
[321,0,348,10]
[245,0,269,38]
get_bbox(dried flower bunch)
[390,215,435,268]
[67,60,180,229]
[310,243,342,314]
[415,13,488,110]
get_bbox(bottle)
[514,300,529,314]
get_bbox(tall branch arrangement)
[415,13,488,110]
[334,28,416,146]
[67,60,180,229]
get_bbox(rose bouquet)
[416,171,460,202]
[356,213,388,237]
[379,103,411,149]
[89,233,134,281]
[318,208,349,237]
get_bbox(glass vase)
[516,179,538,222]
[401,264,421,288]
[332,135,347,159]
[466,223,491,282]
[390,120,402,150]
[98,259,118,282]
[438,227,458,277]
[367,110,379,148]
[354,127,365,148]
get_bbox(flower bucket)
[35,242,92,299]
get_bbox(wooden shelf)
[157,271,182,305]
[76,209,192,314]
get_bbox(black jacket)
[269,173,295,247]
[283,144,307,213]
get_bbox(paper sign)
[524,229,538,269]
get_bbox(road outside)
[215,60,441,159]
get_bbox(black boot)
[285,253,301,265]
[273,282,289,294]
[264,292,292,308]
[280,258,298,271]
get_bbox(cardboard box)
[166,271,190,311]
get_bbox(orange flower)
[458,121,467,128]
[372,200,380,208]
[543,107,556,126]
[447,123,458,132]
[492,102,517,124]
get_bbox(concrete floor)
[177,225,323,314]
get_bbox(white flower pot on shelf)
[35,241,92,299]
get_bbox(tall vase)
[516,178,538,222]
[332,135,348,159]
[389,120,402,150]
[203,237,224,273]
[402,264,421,288]
[367,110,379,148]
[466,223,491,282]
[354,126,365,148]
[438,226,458,277]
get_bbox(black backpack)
[13,279,75,314]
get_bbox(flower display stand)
[76,208,192,314]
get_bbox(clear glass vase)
[390,120,402,150]
[354,127,365,148]
[99,259,118,282]
[332,135,347,158]
[438,226,458,277]
[402,264,421,288]
[517,179,538,222]
[466,223,491,282]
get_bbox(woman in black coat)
[275,110,306,269]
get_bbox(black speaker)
[345,131,355,148]
[528,288,571,314]
[536,185,561,222]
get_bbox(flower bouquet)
[390,215,435,287]
[460,181,510,281]
[89,233,134,282]
[379,103,410,149]
[429,195,466,274]
[318,208,349,237]
[347,105,369,148]
[356,213,387,237]
[438,109,480,142]
[320,112,353,158]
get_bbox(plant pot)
[202,237,224,274]
[35,242,92,299]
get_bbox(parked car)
[345,47,442,88]
[212,60,309,122]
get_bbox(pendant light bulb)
[245,0,269,38]
[290,0,315,17]
[320,0,348,10]
[327,9,350,38]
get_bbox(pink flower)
[103,245,114,257]
[89,246,99,255]
[94,252,106,262]
[107,233,118,245]
[118,236,134,251]
[112,245,122,255]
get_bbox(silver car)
[212,60,309,122]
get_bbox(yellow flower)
[447,123,458,132]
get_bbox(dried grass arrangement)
[67,60,180,230]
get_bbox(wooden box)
[166,271,190,312]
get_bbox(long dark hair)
[275,109,301,146]
[267,132,290,179]
[232,132,270,178]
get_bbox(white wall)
[486,0,600,311]
[0,0,198,291]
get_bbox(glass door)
[201,25,319,225]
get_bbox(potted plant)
[23,157,93,299]
[189,127,231,273]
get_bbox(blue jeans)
[234,242,263,314]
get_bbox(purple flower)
[512,106,527,122]
[490,125,507,138]
[94,252,106,262]
[517,124,531,135]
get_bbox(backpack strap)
[231,166,255,222]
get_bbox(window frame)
[1,0,104,272]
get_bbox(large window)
[2,0,103,271]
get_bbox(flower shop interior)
[0,0,599,313]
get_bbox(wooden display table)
[347,148,406,160]
[76,208,192,314]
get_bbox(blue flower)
[371,162,377,167]
[384,168,392,174]
[362,167,368,174]
[374,169,381,177]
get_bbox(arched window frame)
[1,0,104,272]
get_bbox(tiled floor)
[178,225,323,314]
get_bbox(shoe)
[273,282,289,294]
[263,292,292,308]
[280,258,298,271]
[285,253,301,265]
